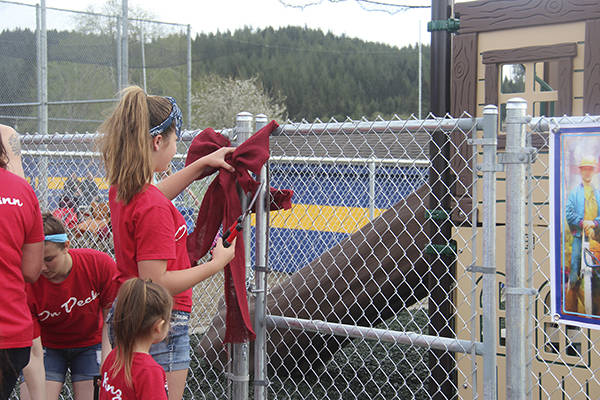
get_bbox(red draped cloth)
[185,120,292,343]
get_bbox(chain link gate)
[9,110,496,399]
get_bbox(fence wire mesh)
[0,0,190,134]
[10,112,483,399]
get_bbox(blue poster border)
[551,125,600,329]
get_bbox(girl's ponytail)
[110,278,172,387]
[99,86,172,203]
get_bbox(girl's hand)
[202,147,235,173]
[211,237,236,268]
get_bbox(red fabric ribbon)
[185,120,292,343]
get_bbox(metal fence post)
[186,25,192,130]
[253,114,269,400]
[368,157,375,220]
[37,0,48,209]
[116,14,122,91]
[481,105,499,400]
[140,24,147,92]
[231,111,252,400]
[120,0,128,89]
[503,97,530,400]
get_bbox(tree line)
[0,26,430,132]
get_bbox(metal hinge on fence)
[225,372,250,382]
[466,265,496,274]
[497,147,537,164]
[505,287,537,296]
[424,240,457,256]
[427,18,460,33]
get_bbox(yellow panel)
[573,98,584,116]
[267,204,385,234]
[573,71,584,99]
[574,43,586,70]
[478,22,585,53]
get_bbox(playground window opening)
[501,63,526,94]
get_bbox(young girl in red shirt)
[99,86,236,400]
[22,213,117,400]
[100,278,172,400]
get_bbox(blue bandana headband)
[45,233,68,243]
[149,96,183,140]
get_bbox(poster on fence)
[551,124,600,329]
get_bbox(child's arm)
[137,238,236,296]
[156,147,235,200]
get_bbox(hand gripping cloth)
[185,120,293,343]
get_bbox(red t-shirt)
[27,248,117,348]
[100,349,168,400]
[109,185,192,312]
[0,168,44,349]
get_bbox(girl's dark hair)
[99,86,175,204]
[42,212,68,249]
[0,134,7,169]
[110,278,172,386]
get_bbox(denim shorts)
[149,310,191,372]
[44,343,101,382]
[107,300,191,372]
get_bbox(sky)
[0,0,438,49]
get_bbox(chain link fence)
[12,106,600,400]
[0,0,191,135]
[10,111,483,399]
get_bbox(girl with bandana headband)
[22,213,117,400]
[99,86,236,400]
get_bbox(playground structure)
[450,1,600,398]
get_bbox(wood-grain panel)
[482,43,577,65]
[456,0,600,35]
[584,19,600,115]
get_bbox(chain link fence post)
[481,105,499,399]
[231,111,252,400]
[503,97,530,400]
[253,114,269,400]
[120,0,128,89]
[186,25,192,130]
[37,0,48,209]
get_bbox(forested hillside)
[192,27,430,120]
[0,26,429,132]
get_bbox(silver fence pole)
[121,0,128,89]
[187,25,192,129]
[469,119,479,398]
[116,15,122,90]
[231,111,252,400]
[37,0,48,209]
[502,97,530,400]
[140,24,147,92]
[368,158,375,220]
[253,114,269,400]
[481,105,498,400]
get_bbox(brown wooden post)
[428,0,456,398]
